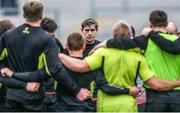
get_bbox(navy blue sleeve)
[0,60,26,89]
[13,70,49,82]
[107,36,147,50]
[148,31,180,54]
[55,38,64,53]
[94,70,129,95]
[0,75,26,89]
[0,34,6,61]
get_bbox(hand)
[0,67,13,77]
[129,86,140,97]
[141,27,152,37]
[88,40,107,55]
[76,88,90,101]
[26,82,40,92]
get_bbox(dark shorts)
[5,98,45,112]
[0,99,7,112]
[45,94,59,112]
[145,89,180,112]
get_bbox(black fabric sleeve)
[0,60,6,69]
[0,75,26,89]
[55,38,64,53]
[107,37,138,49]
[107,36,147,50]
[0,59,26,89]
[0,34,6,61]
[148,31,180,54]
[44,38,80,96]
[0,35,26,90]
[94,70,129,95]
[12,70,49,82]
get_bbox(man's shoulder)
[95,39,101,44]
[158,32,178,40]
[5,24,23,34]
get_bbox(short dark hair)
[41,17,57,33]
[0,19,14,36]
[149,10,167,27]
[23,1,43,22]
[67,32,84,51]
[81,18,98,31]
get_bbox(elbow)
[72,66,81,72]
[101,88,113,95]
[150,84,168,91]
[67,64,82,72]
[73,65,86,73]
[146,77,168,91]
[151,85,163,91]
[71,62,89,73]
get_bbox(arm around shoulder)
[58,53,90,73]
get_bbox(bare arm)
[139,56,180,91]
[145,76,180,91]
[58,53,91,73]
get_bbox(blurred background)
[0,0,180,45]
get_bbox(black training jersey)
[83,40,101,57]
[55,37,64,53]
[0,24,48,102]
[0,23,80,103]
[44,37,64,93]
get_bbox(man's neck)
[26,20,41,27]
[68,50,83,58]
[152,27,167,33]
[86,39,95,45]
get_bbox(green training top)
[144,33,180,90]
[85,48,154,112]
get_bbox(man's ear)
[23,13,26,19]
[66,44,69,50]
[149,22,153,28]
[81,28,83,33]
[39,14,43,20]
[165,21,168,27]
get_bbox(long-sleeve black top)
[12,37,64,92]
[83,40,101,57]
[0,60,27,101]
[12,70,48,82]
[0,23,80,102]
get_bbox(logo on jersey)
[22,27,30,34]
